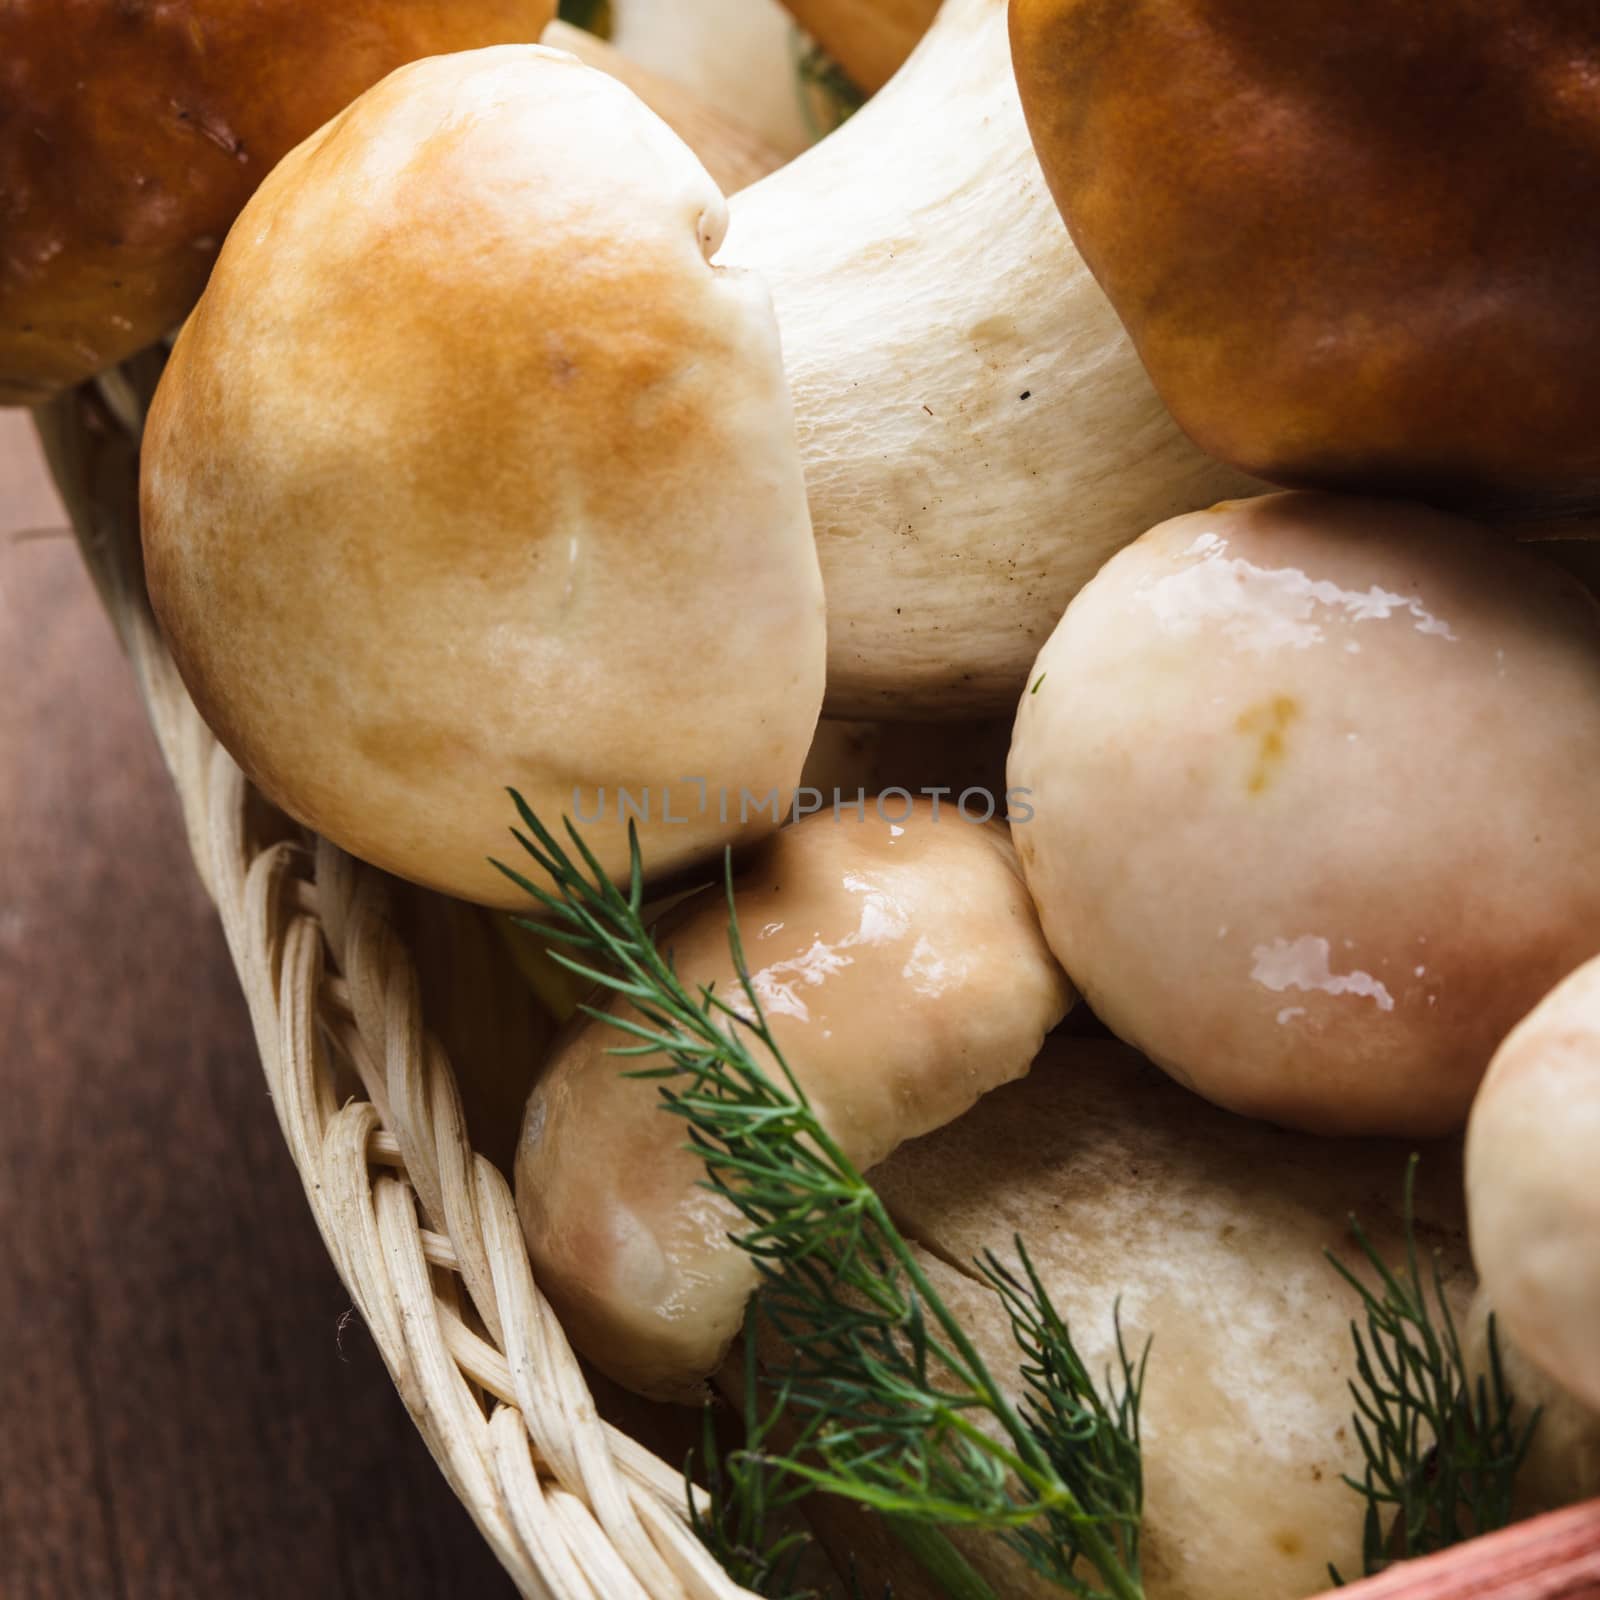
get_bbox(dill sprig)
[494,800,1148,1600]
[687,1330,822,1600]
[1327,1156,1540,1582]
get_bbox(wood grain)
[0,413,517,1600]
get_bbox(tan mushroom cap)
[1467,955,1600,1416]
[1009,492,1600,1137]
[852,1037,1472,1600]
[141,47,826,907]
[514,804,1073,1400]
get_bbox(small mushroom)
[0,0,556,404]
[1467,956,1600,1416]
[1009,492,1600,1136]
[720,0,1262,717]
[140,48,826,907]
[514,804,1073,1399]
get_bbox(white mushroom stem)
[600,0,819,158]
[721,0,1263,717]
[542,21,789,193]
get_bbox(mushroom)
[719,0,1263,717]
[1009,492,1600,1136]
[514,804,1073,1400]
[1009,0,1600,517]
[0,0,556,404]
[777,0,940,92]
[815,1037,1473,1600]
[1467,955,1600,1416]
[140,46,826,908]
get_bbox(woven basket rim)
[38,363,755,1600]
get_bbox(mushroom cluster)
[19,0,1600,1595]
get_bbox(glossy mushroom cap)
[1009,492,1600,1136]
[1009,0,1600,517]
[140,47,826,907]
[515,804,1073,1400]
[0,0,555,404]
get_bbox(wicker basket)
[32,359,1600,1600]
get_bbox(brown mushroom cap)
[1009,0,1600,517]
[514,804,1073,1400]
[1009,492,1600,1136]
[0,0,557,404]
[140,47,827,908]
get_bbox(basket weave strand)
[34,361,750,1600]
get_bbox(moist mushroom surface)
[515,804,1073,1399]
[1009,492,1600,1136]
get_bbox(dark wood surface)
[0,413,518,1600]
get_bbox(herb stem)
[886,1518,1002,1600]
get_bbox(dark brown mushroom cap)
[0,0,554,404]
[1009,0,1600,519]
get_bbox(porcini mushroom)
[1009,0,1600,517]
[817,1038,1473,1600]
[719,0,1263,718]
[514,804,1073,1399]
[0,0,556,404]
[1467,956,1600,1416]
[140,46,826,908]
[1009,492,1600,1136]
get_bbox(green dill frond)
[1327,1155,1540,1582]
[981,1252,1147,1592]
[688,1331,823,1600]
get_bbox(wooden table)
[0,413,517,1599]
